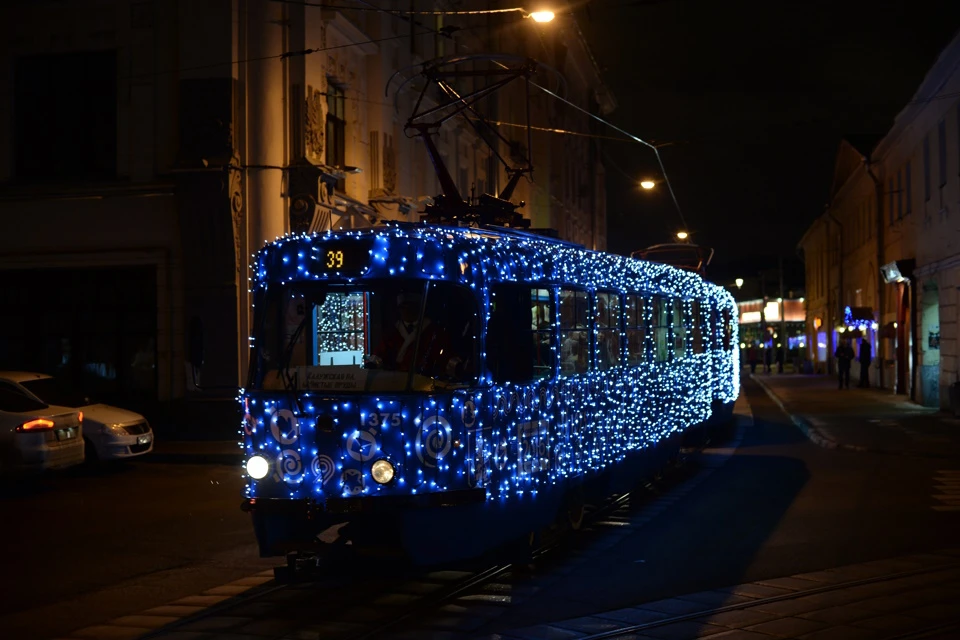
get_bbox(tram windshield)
[250,280,480,392]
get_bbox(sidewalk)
[752,373,960,459]
[147,438,244,465]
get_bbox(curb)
[751,375,841,450]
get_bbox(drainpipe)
[824,207,843,375]
[862,159,885,389]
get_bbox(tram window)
[559,289,589,375]
[722,308,733,351]
[316,291,367,365]
[652,296,670,363]
[251,280,479,391]
[691,299,705,354]
[487,284,553,383]
[673,299,686,358]
[625,294,647,365]
[596,291,621,370]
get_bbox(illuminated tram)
[239,53,739,565]
[239,224,740,564]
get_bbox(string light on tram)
[239,227,739,504]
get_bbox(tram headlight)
[246,455,270,480]
[371,459,396,484]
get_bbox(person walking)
[835,339,854,390]
[747,344,758,374]
[857,337,872,388]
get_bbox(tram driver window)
[596,291,621,370]
[653,296,670,363]
[486,285,553,384]
[625,294,647,365]
[559,289,589,375]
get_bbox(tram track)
[569,559,960,640]
[135,454,693,640]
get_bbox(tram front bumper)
[241,488,486,517]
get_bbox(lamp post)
[735,278,744,289]
[640,179,655,190]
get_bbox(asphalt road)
[0,458,275,640]
[474,377,960,634]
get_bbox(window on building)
[326,83,346,190]
[14,50,117,181]
[596,291,621,370]
[938,118,948,187]
[897,168,903,219]
[905,162,912,214]
[559,289,590,375]
[624,294,647,365]
[923,135,931,201]
[434,15,445,57]
[653,297,671,363]
[888,179,894,225]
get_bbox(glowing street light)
[640,180,655,190]
[528,10,555,22]
[735,278,744,289]
[676,231,689,240]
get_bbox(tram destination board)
[313,239,373,274]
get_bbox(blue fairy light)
[239,224,738,511]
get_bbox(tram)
[239,223,739,564]
[238,53,738,565]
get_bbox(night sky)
[574,0,960,283]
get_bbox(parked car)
[0,387,84,473]
[0,372,153,462]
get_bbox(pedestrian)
[748,344,758,374]
[775,346,784,374]
[835,338,854,390]
[858,337,872,388]
[763,343,773,373]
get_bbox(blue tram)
[240,223,739,564]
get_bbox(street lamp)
[528,10,555,22]
[675,231,689,241]
[640,180,655,190]
[735,278,744,289]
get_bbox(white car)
[0,372,153,462]
[0,386,84,473]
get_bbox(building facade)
[0,0,614,433]
[799,30,960,409]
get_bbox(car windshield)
[0,387,49,413]
[250,280,480,393]
[19,378,91,408]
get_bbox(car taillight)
[16,419,55,432]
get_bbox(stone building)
[799,30,960,409]
[0,0,614,434]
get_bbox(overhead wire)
[281,0,693,233]
[271,0,532,17]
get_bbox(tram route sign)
[303,368,363,391]
[312,240,373,273]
